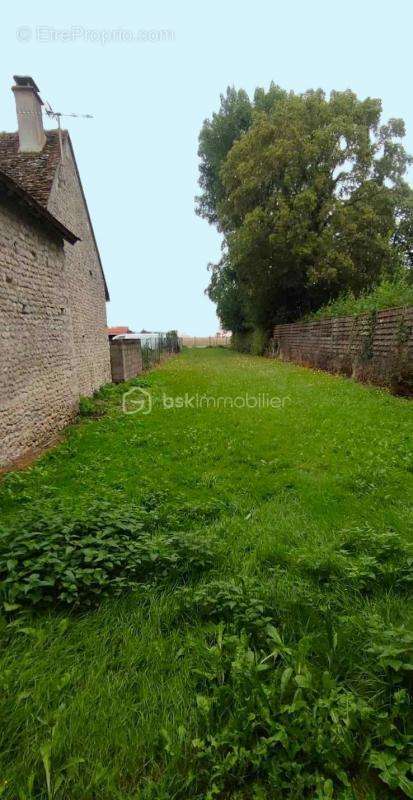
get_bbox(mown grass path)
[0,348,412,799]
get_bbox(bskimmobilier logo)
[122,388,290,415]
[122,387,152,415]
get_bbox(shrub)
[231,330,254,353]
[0,506,218,610]
[178,578,278,645]
[368,624,413,679]
[251,329,270,356]
[231,329,270,355]
[305,276,413,321]
[78,395,106,418]
[295,527,413,592]
[165,330,181,352]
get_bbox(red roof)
[108,326,133,336]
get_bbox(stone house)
[0,76,111,468]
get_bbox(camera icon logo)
[122,386,152,415]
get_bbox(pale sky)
[2,0,413,334]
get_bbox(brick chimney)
[12,76,46,153]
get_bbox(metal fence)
[141,332,182,370]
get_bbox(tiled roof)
[0,168,78,244]
[0,127,110,301]
[108,326,133,336]
[0,129,62,206]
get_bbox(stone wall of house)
[110,340,143,382]
[0,201,78,467]
[271,307,413,394]
[47,136,111,395]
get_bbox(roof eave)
[0,169,79,244]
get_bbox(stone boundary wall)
[110,340,143,383]
[270,307,413,394]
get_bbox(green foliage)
[305,276,413,320]
[190,632,361,796]
[229,328,269,355]
[165,330,181,352]
[178,579,278,645]
[230,329,254,352]
[368,624,413,676]
[207,255,248,334]
[78,395,106,418]
[198,84,413,334]
[367,686,413,798]
[0,504,218,609]
[196,86,253,226]
[223,327,269,354]
[251,328,269,356]
[294,527,413,592]
[185,627,412,799]
[175,573,413,798]
[0,349,412,798]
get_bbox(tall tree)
[206,255,247,333]
[198,86,413,332]
[196,87,253,226]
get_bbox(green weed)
[0,504,218,609]
[0,348,412,798]
[305,276,413,321]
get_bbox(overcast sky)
[2,0,413,334]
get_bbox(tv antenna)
[44,101,93,159]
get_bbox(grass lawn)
[0,348,412,799]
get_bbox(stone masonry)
[0,146,111,468]
[110,339,143,382]
[47,136,111,396]
[0,200,78,465]
[0,77,111,468]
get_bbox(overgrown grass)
[304,276,413,320]
[0,349,412,799]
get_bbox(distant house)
[0,76,111,468]
[108,326,134,340]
